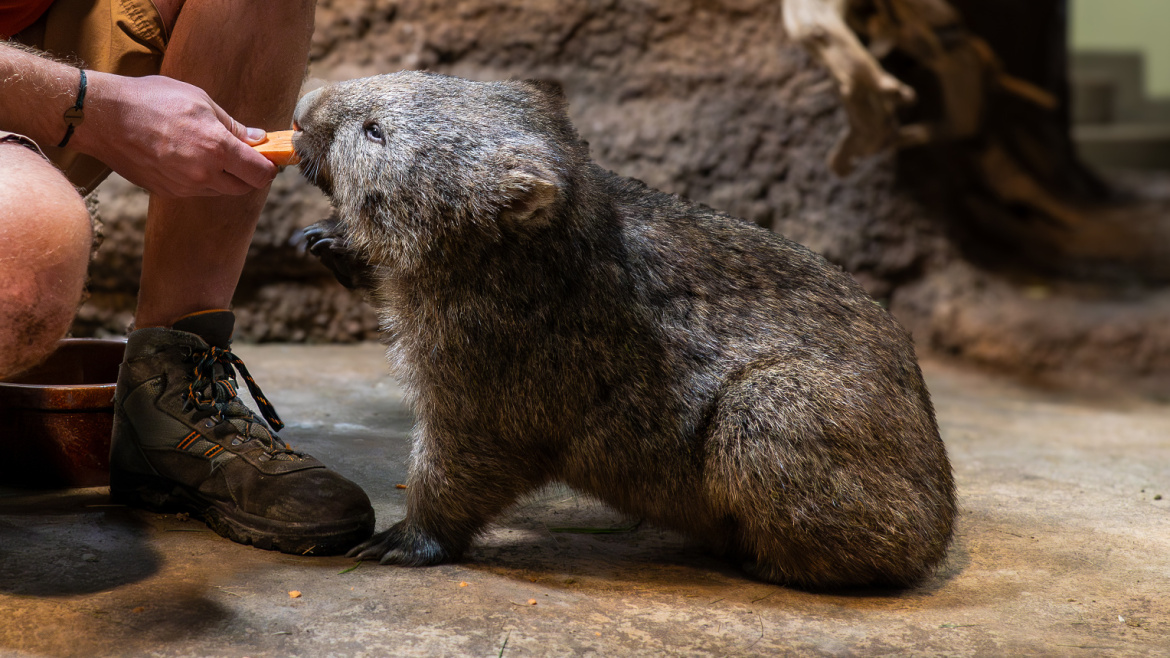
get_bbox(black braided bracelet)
[57,68,87,149]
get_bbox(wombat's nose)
[293,87,325,130]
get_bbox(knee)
[0,145,93,379]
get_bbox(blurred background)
[77,0,1170,393]
[1071,0,1170,168]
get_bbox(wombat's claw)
[301,222,368,290]
[301,223,341,257]
[345,522,451,566]
[300,222,331,245]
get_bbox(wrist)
[55,69,87,149]
[67,70,120,158]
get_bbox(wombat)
[293,71,956,589]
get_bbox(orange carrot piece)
[253,130,301,166]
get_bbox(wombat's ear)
[523,79,565,100]
[521,79,567,111]
[499,171,558,227]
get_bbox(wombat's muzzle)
[291,87,334,195]
[293,87,324,127]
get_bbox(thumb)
[213,102,268,145]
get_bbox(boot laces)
[185,346,294,456]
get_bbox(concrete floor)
[1,343,1168,657]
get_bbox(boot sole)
[110,471,375,556]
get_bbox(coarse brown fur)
[294,71,955,589]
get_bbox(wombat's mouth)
[302,162,334,197]
[295,134,335,197]
[291,89,338,197]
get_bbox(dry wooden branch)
[783,0,916,175]
[786,0,1059,166]
[786,0,1080,227]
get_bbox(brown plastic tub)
[0,338,125,488]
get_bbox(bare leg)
[134,0,316,328]
[0,142,91,379]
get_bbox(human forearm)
[0,41,81,147]
[1,39,277,197]
[0,42,132,161]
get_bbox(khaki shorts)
[3,0,168,193]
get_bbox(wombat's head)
[293,71,583,268]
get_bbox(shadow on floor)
[0,488,160,596]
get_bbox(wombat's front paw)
[345,521,455,566]
[302,220,373,291]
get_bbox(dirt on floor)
[1,343,1168,656]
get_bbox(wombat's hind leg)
[705,361,954,590]
[739,559,792,587]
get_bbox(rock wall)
[77,0,949,342]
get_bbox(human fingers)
[213,100,269,146]
[211,103,278,189]
[220,138,278,190]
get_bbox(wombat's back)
[565,169,955,588]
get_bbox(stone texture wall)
[77,0,949,342]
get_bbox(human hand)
[73,72,278,197]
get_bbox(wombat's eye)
[363,121,385,144]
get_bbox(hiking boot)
[109,310,375,555]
